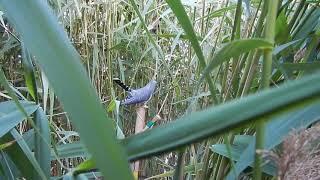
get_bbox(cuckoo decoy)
[113,78,157,105]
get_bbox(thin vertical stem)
[255,0,278,180]
[261,0,278,89]
[173,148,186,180]
[288,0,306,31]
[132,106,147,179]
[238,0,267,97]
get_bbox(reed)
[0,0,319,179]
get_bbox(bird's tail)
[113,78,131,91]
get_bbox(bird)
[113,78,157,105]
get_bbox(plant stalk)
[255,0,278,180]
[132,106,147,179]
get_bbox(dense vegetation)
[0,0,319,179]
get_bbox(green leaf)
[107,99,116,113]
[200,5,237,21]
[128,0,164,59]
[212,144,243,162]
[51,141,89,160]
[165,0,217,103]
[64,158,101,178]
[0,139,16,150]
[275,11,290,44]
[74,159,96,175]
[0,152,21,178]
[144,163,202,180]
[121,72,320,161]
[0,55,50,179]
[233,135,254,147]
[281,62,320,75]
[21,43,38,102]
[0,1,133,179]
[0,66,37,122]
[201,39,273,81]
[273,39,302,55]
[0,100,37,179]
[293,9,320,40]
[211,143,276,176]
[34,108,51,178]
[226,102,320,179]
[22,129,34,150]
[0,101,38,137]
[165,0,205,65]
[0,129,47,180]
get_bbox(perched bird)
[113,78,157,105]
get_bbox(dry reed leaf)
[263,124,320,180]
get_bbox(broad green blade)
[281,62,320,74]
[0,1,132,179]
[0,152,21,178]
[51,142,89,160]
[121,72,320,161]
[211,144,276,176]
[233,135,254,147]
[0,129,47,180]
[0,100,39,179]
[272,39,302,55]
[0,101,38,137]
[200,39,272,81]
[22,129,34,150]
[34,108,51,178]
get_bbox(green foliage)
[0,101,38,137]
[201,38,272,80]
[0,0,319,179]
[1,0,132,179]
[226,102,320,179]
[122,71,320,160]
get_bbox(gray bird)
[113,78,157,105]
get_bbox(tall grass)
[0,0,319,179]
